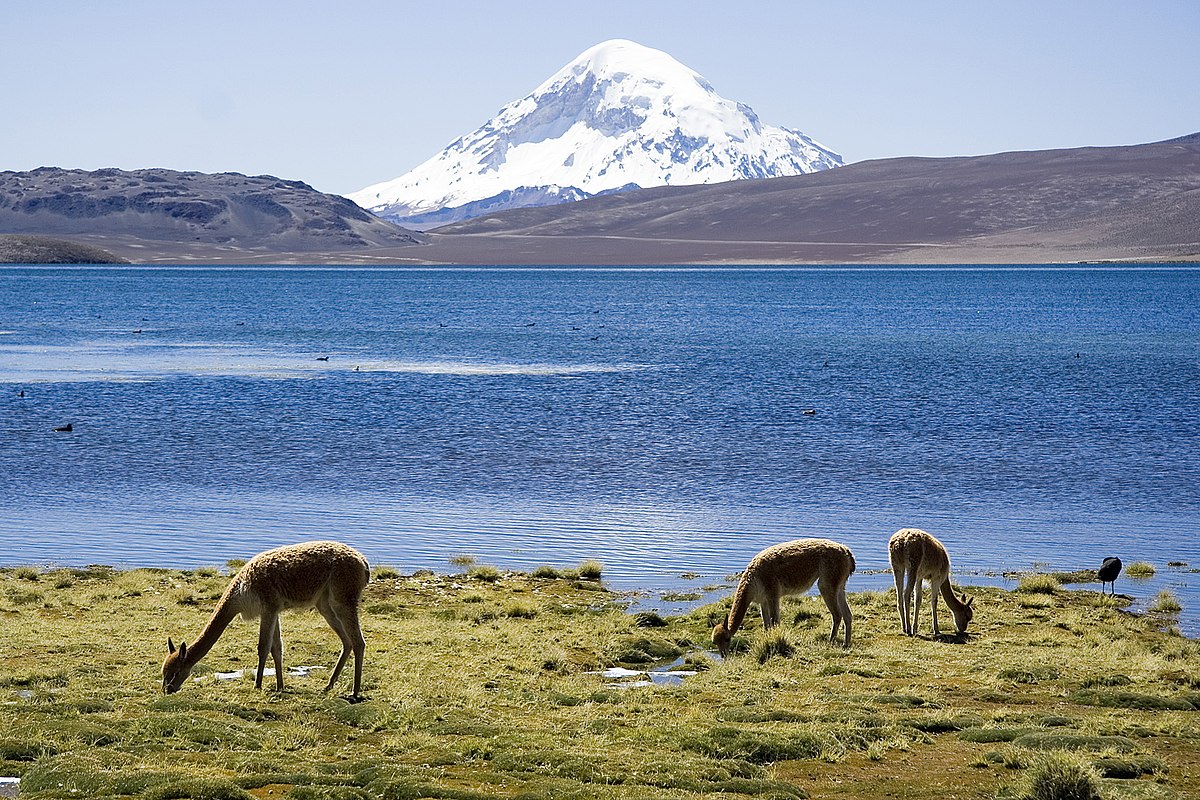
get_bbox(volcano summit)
[348,39,842,229]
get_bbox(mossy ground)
[1,564,1197,799]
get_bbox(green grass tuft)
[1070,689,1199,711]
[633,611,668,628]
[1020,751,1102,800]
[998,665,1062,684]
[685,725,825,764]
[467,564,501,582]
[1012,732,1135,753]
[754,631,795,663]
[1149,589,1182,615]
[142,777,254,800]
[959,728,1037,744]
[576,559,603,581]
[504,601,537,619]
[1016,574,1060,594]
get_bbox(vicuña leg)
[318,598,365,697]
[903,570,921,637]
[256,614,284,690]
[930,588,942,637]
[762,592,783,629]
[893,568,910,635]
[913,576,925,638]
[817,576,852,648]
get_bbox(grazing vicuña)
[712,538,856,656]
[162,540,369,698]
[888,528,974,637]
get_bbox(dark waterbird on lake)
[52,423,73,433]
[1099,556,1122,595]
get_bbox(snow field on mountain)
[349,39,841,225]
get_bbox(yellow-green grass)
[1,565,1197,800]
[1126,562,1158,579]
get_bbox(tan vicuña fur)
[888,528,974,637]
[711,538,856,656]
[162,540,370,698]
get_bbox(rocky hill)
[0,167,424,261]
[0,234,127,264]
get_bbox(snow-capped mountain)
[348,39,842,229]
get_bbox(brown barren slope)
[418,132,1200,265]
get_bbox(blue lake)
[2,266,1198,632]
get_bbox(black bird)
[1098,556,1122,595]
[53,423,73,433]
[316,356,329,362]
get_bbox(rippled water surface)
[2,266,1198,630]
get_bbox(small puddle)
[205,665,325,682]
[589,653,718,689]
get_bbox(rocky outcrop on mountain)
[0,167,425,255]
[0,234,127,264]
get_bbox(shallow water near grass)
[2,266,1198,632]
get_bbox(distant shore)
[5,231,1199,267]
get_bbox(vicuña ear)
[178,641,188,658]
[966,596,975,608]
[168,637,176,654]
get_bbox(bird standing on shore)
[1098,556,1122,595]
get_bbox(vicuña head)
[161,638,193,694]
[712,537,856,657]
[162,540,370,698]
[711,620,735,658]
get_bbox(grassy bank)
[1,562,1197,799]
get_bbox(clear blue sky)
[5,1,1197,195]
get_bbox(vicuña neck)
[184,591,242,663]
[724,578,754,635]
[939,580,967,611]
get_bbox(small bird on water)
[1098,556,1122,595]
[53,423,73,433]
